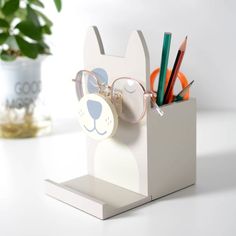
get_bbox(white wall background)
[42,0,236,118]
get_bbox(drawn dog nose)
[87,99,102,120]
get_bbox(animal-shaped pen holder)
[45,26,196,220]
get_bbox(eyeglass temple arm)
[145,92,164,117]
[151,102,164,116]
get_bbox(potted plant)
[0,0,61,138]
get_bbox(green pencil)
[156,32,172,106]
[174,80,194,102]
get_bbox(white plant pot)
[0,57,43,108]
[0,56,51,138]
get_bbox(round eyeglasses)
[73,70,163,124]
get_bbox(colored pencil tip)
[180,36,187,51]
[189,80,194,85]
[177,80,194,97]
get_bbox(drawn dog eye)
[124,80,138,94]
[87,76,99,93]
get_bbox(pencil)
[163,36,187,104]
[175,80,194,102]
[156,32,172,106]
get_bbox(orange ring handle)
[150,68,189,102]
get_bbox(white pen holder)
[45,26,196,219]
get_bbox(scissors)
[150,68,190,104]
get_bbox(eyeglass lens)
[76,71,100,100]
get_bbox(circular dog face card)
[77,94,118,140]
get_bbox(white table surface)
[0,111,236,236]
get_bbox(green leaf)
[15,35,39,59]
[37,40,50,54]
[14,8,27,20]
[2,0,19,16]
[0,32,9,44]
[5,35,19,50]
[36,43,44,54]
[0,18,10,28]
[37,42,45,54]
[0,50,17,61]
[42,25,51,35]
[27,5,40,26]
[29,0,44,8]
[15,20,42,40]
[53,0,62,12]
[35,10,53,27]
